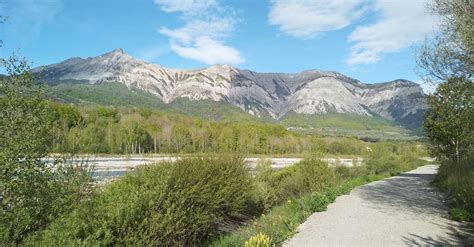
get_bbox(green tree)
[50,102,83,152]
[0,57,91,245]
[424,77,473,163]
[417,0,473,83]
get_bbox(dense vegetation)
[25,143,425,246]
[49,103,384,155]
[0,57,92,245]
[419,0,473,222]
[424,78,473,221]
[31,156,255,245]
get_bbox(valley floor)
[284,165,474,246]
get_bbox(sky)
[0,0,439,89]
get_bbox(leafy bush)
[35,156,256,245]
[326,138,365,155]
[365,142,425,176]
[0,162,92,246]
[297,157,336,193]
[0,58,93,245]
[254,156,335,210]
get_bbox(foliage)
[49,105,355,155]
[0,57,92,245]
[418,1,474,223]
[48,102,403,156]
[244,232,273,247]
[282,113,400,131]
[35,156,255,246]
[417,0,473,82]
[0,57,53,162]
[365,142,426,177]
[423,77,473,163]
[424,78,473,222]
[325,137,366,155]
[253,156,335,210]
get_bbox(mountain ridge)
[33,48,427,128]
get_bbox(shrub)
[253,159,278,211]
[334,165,352,179]
[297,157,335,193]
[254,156,335,209]
[365,142,425,176]
[0,160,92,246]
[326,138,365,155]
[35,156,255,245]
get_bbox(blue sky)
[1,0,438,86]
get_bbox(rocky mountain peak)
[103,48,125,56]
[34,49,427,128]
[97,48,134,64]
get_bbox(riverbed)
[49,156,363,179]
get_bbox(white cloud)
[171,37,244,64]
[346,0,438,65]
[154,0,244,65]
[268,0,438,66]
[153,0,216,14]
[268,0,366,38]
[159,18,234,45]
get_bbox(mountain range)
[33,49,427,129]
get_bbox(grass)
[433,153,474,222]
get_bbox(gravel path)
[285,165,473,246]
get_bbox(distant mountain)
[33,49,427,128]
